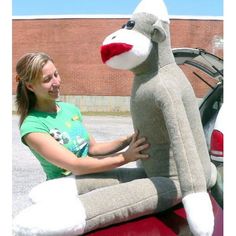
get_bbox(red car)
[86,196,222,236]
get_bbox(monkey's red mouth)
[100,43,133,63]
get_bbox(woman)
[13,52,153,236]
[15,52,149,180]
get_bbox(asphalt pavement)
[12,114,136,218]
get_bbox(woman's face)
[27,60,61,102]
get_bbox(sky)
[12,0,223,17]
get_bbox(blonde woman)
[15,52,149,180]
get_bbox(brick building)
[12,16,223,112]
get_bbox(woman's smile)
[49,87,60,96]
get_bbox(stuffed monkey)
[13,0,217,235]
[101,0,218,235]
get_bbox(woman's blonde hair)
[15,52,53,126]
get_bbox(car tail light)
[210,129,224,157]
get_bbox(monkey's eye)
[121,20,135,30]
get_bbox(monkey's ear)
[151,20,166,42]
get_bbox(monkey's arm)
[157,79,214,235]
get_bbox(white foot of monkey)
[182,192,214,236]
[29,175,78,203]
[13,197,86,236]
[13,175,86,236]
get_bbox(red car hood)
[86,196,223,236]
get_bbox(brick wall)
[12,17,223,98]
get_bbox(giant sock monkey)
[13,0,218,235]
[100,0,219,235]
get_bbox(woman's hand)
[123,131,149,163]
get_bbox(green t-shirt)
[20,101,90,180]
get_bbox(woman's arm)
[24,132,149,176]
[88,134,132,156]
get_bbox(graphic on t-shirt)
[71,135,88,156]
[76,136,87,150]
[49,128,70,145]
[71,115,80,121]
[49,127,88,157]
[65,121,72,128]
